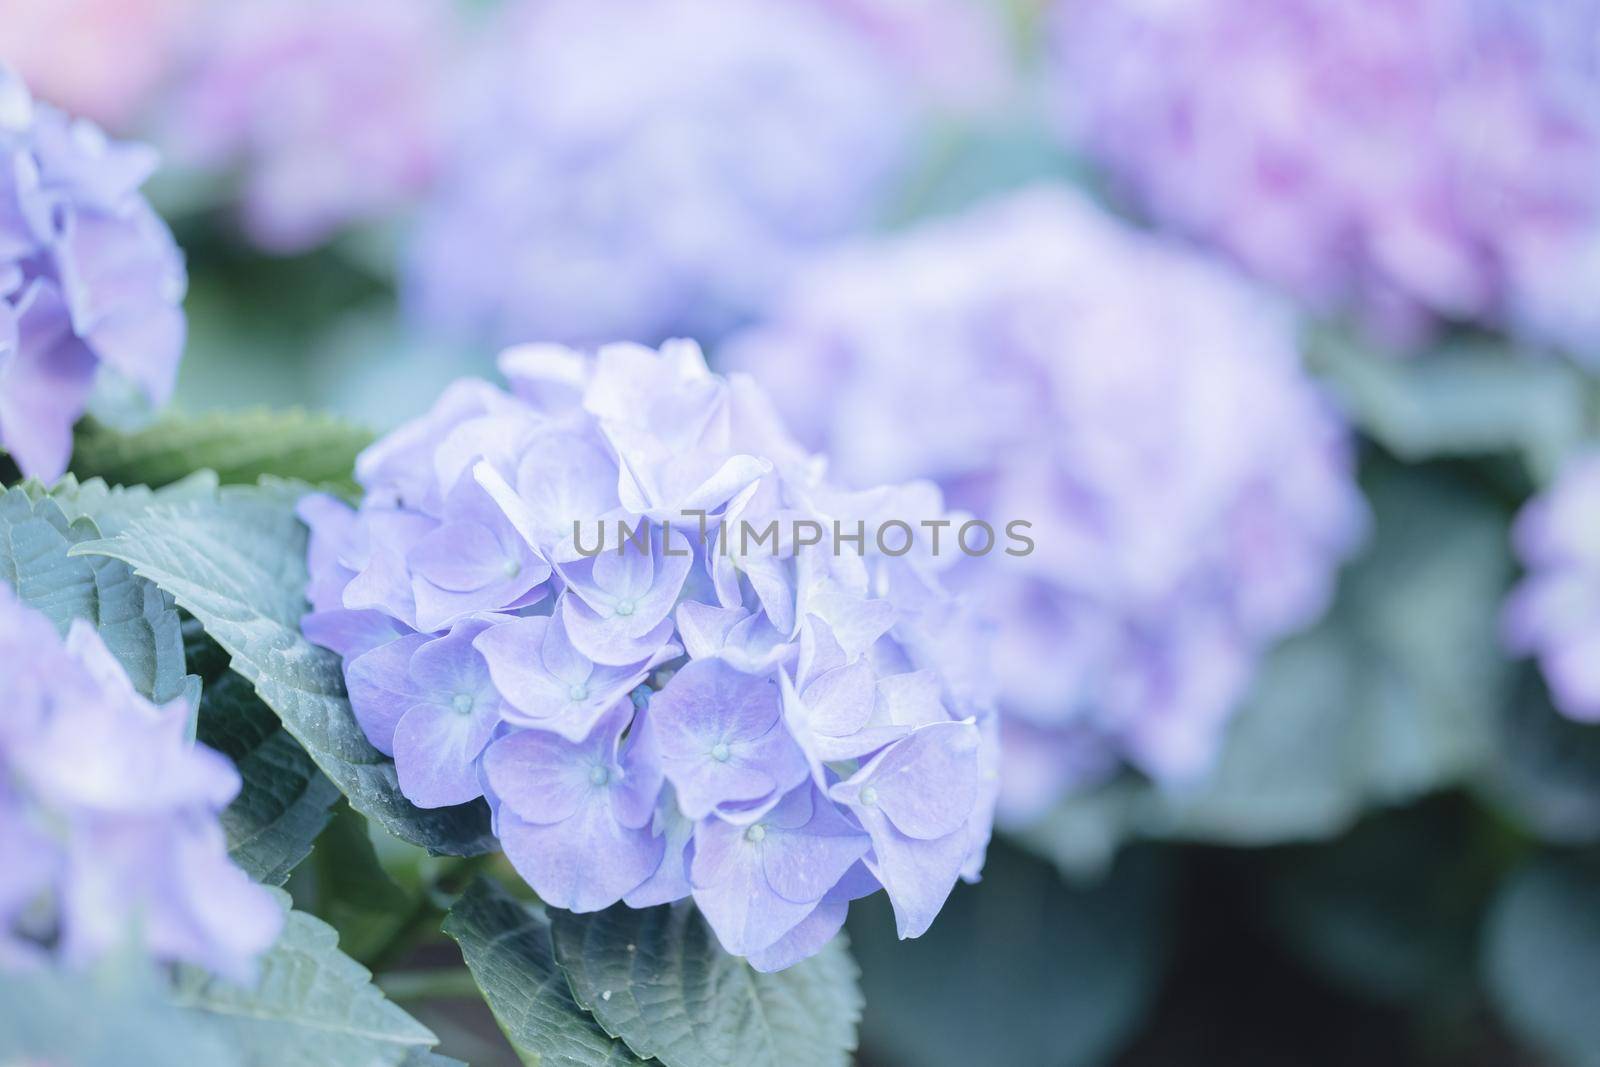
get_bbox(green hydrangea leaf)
[550,901,862,1067]
[850,843,1173,1067]
[171,890,440,1067]
[1484,856,1600,1067]
[72,408,373,496]
[196,666,340,885]
[0,484,190,705]
[72,479,496,856]
[443,879,644,1067]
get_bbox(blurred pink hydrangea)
[166,0,453,253]
[0,0,199,132]
[1049,0,1600,355]
[726,187,1367,817]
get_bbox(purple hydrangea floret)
[726,186,1368,819]
[1048,0,1600,354]
[0,583,280,980]
[302,339,998,970]
[1505,453,1600,720]
[403,0,913,349]
[0,67,186,482]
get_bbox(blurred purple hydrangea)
[809,0,1014,115]
[725,187,1367,818]
[1505,453,1600,720]
[403,0,919,350]
[0,583,281,980]
[1048,0,1600,354]
[301,339,998,970]
[167,0,450,254]
[0,68,186,483]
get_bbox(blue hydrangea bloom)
[0,583,280,979]
[725,186,1368,819]
[302,339,998,970]
[403,0,914,349]
[0,67,186,482]
[1505,452,1600,721]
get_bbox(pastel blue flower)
[302,339,998,970]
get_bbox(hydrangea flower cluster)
[300,340,997,970]
[1504,453,1600,721]
[1048,0,1600,354]
[725,187,1368,817]
[166,0,450,253]
[0,68,186,482]
[404,0,913,350]
[0,583,281,979]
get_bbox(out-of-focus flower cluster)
[404,0,921,349]
[1049,0,1600,354]
[0,0,200,132]
[0,583,280,980]
[0,70,186,482]
[1505,454,1600,720]
[165,0,450,254]
[809,0,1014,114]
[727,187,1367,816]
[300,340,997,970]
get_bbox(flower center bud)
[589,766,609,787]
[502,558,521,578]
[859,786,878,807]
[710,742,730,763]
[569,683,589,702]
[745,824,766,843]
[614,599,636,617]
[452,693,474,714]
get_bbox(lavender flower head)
[301,339,998,970]
[168,0,449,253]
[1048,0,1600,354]
[404,0,913,349]
[725,187,1367,818]
[1505,453,1600,720]
[0,67,186,482]
[0,583,281,979]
